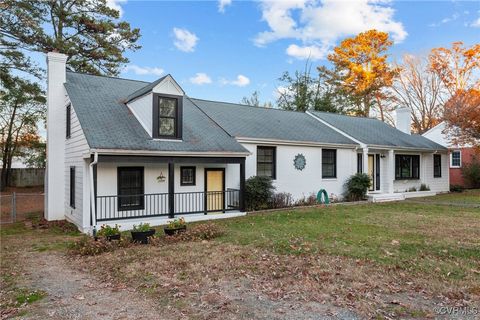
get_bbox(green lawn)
[215,198,480,279]
[409,189,480,205]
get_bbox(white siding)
[393,152,449,193]
[127,93,152,136]
[152,75,184,96]
[241,142,357,201]
[422,152,449,192]
[64,102,90,228]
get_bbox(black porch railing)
[95,189,240,222]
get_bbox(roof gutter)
[89,148,251,157]
[235,137,358,148]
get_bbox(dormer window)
[152,93,183,139]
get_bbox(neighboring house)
[423,122,477,188]
[45,52,448,233]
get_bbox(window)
[433,154,442,178]
[357,153,363,173]
[322,149,337,178]
[152,94,183,139]
[69,167,75,208]
[395,155,420,179]
[450,150,461,168]
[257,146,276,179]
[117,167,144,210]
[180,166,196,186]
[66,104,71,139]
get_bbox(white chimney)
[45,52,68,221]
[395,107,411,135]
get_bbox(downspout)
[89,152,98,233]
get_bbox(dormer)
[125,75,185,140]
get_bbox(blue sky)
[26,0,459,106]
[115,0,479,105]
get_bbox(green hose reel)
[317,189,330,204]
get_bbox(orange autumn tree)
[443,89,480,147]
[429,42,480,95]
[429,42,480,145]
[324,29,399,118]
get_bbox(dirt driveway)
[0,226,360,320]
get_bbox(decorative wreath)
[294,154,306,171]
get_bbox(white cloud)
[190,73,212,85]
[286,44,329,60]
[124,65,164,76]
[173,28,199,52]
[221,75,250,87]
[254,0,407,60]
[218,0,232,13]
[106,0,127,17]
[429,12,460,27]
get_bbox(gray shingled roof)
[310,111,447,150]
[192,99,357,146]
[64,71,248,154]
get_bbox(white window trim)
[450,150,461,168]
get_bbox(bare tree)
[392,54,445,134]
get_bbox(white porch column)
[388,149,395,193]
[362,148,369,175]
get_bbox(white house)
[45,52,449,233]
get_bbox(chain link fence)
[1,192,44,224]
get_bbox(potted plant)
[96,224,121,241]
[164,218,187,236]
[131,223,155,244]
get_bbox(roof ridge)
[191,97,306,115]
[312,110,381,121]
[66,70,150,84]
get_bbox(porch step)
[368,193,405,203]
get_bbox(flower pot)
[131,229,156,244]
[164,225,187,236]
[106,234,121,241]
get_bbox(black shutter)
[70,167,75,208]
[434,154,442,177]
[66,105,71,138]
[375,154,380,190]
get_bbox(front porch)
[90,154,246,230]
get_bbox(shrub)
[165,218,186,230]
[408,187,417,192]
[151,223,224,244]
[97,224,120,237]
[132,223,151,232]
[419,184,430,191]
[343,173,370,201]
[69,236,131,256]
[245,176,275,211]
[450,184,464,192]
[294,192,317,206]
[461,155,480,188]
[270,192,293,209]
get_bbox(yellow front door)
[368,155,375,191]
[206,169,224,212]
